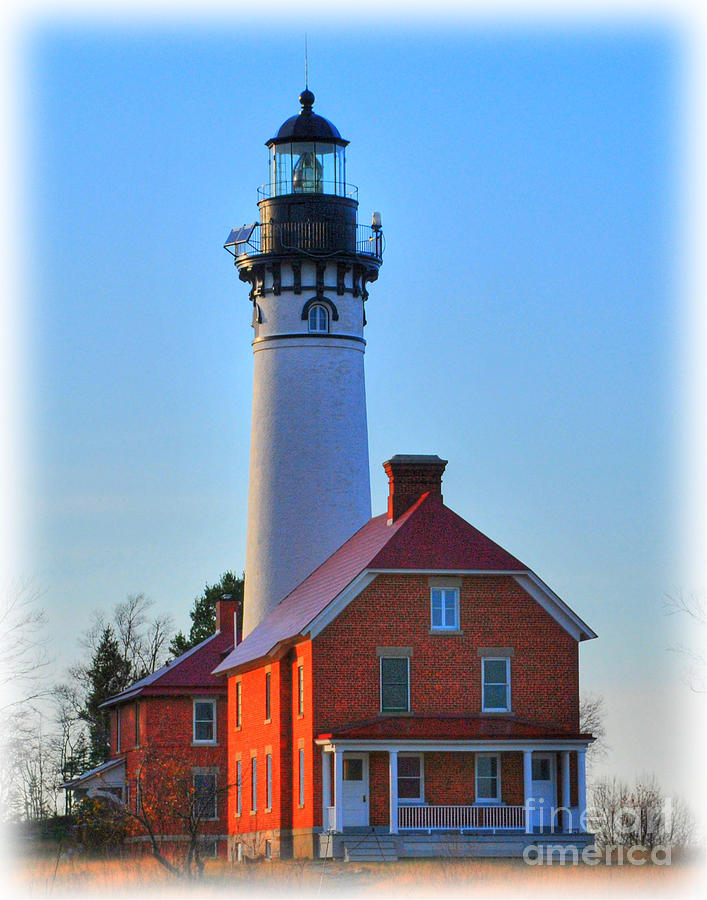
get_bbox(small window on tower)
[308,304,329,333]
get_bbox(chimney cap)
[383,454,448,467]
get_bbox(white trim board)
[316,739,594,753]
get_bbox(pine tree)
[80,626,133,765]
[169,572,244,658]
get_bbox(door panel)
[530,753,556,832]
[341,753,369,827]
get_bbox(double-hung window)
[265,754,272,810]
[235,681,242,728]
[193,770,218,820]
[430,587,459,630]
[380,657,410,713]
[298,748,305,807]
[236,760,242,816]
[475,754,500,803]
[481,658,511,712]
[265,672,271,721]
[297,665,304,716]
[251,758,257,812]
[193,699,217,743]
[398,754,423,803]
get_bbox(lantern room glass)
[270,142,346,196]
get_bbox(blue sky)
[19,16,704,797]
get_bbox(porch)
[315,735,591,855]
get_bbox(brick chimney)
[215,596,242,645]
[383,455,448,523]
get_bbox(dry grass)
[8,843,706,900]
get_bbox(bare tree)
[0,580,50,711]
[664,590,706,693]
[589,773,695,849]
[133,612,173,677]
[579,691,608,767]
[50,684,90,814]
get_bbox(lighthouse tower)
[225,90,383,638]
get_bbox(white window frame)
[397,752,424,804]
[308,304,329,333]
[236,760,242,816]
[298,747,305,807]
[481,657,511,712]
[297,664,304,716]
[192,769,218,821]
[251,757,257,813]
[475,753,501,804]
[265,753,272,811]
[380,656,411,713]
[430,587,460,631]
[193,698,217,744]
[115,707,121,753]
[235,681,242,728]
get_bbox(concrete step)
[343,836,399,863]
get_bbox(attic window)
[430,588,459,631]
[193,699,217,743]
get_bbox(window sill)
[265,808,272,814]
[429,628,463,636]
[380,710,413,716]
[298,804,304,810]
[192,741,219,747]
[481,710,512,716]
[473,800,503,806]
[264,718,272,725]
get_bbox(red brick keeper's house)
[63,597,241,859]
[214,455,597,861]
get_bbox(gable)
[214,494,596,676]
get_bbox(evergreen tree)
[80,626,133,766]
[169,572,244,658]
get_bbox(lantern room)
[265,89,350,198]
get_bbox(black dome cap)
[266,90,348,147]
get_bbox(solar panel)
[224,223,257,247]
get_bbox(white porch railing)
[398,804,526,831]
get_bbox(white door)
[341,753,369,827]
[531,753,556,832]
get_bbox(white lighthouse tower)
[225,90,383,638]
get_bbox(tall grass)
[9,843,704,899]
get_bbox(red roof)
[101,629,232,707]
[318,715,592,742]
[214,493,530,674]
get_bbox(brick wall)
[312,574,579,732]
[110,694,227,842]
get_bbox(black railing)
[257,181,359,200]
[230,222,383,261]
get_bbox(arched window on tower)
[308,304,329,334]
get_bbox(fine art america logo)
[521,797,676,866]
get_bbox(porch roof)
[317,714,592,742]
[59,756,125,790]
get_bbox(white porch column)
[389,749,399,834]
[577,749,587,833]
[523,749,533,834]
[333,749,343,833]
[561,751,571,833]
[322,749,332,831]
